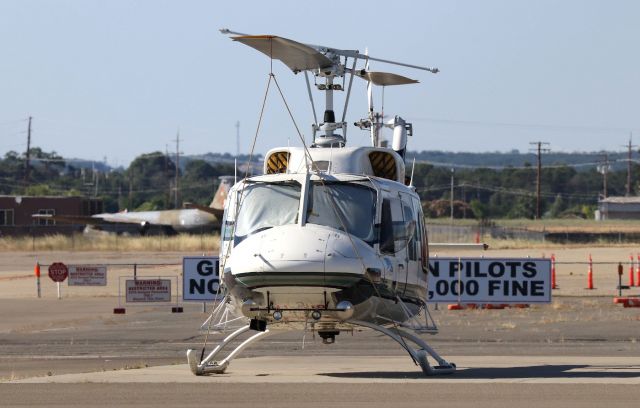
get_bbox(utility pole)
[128,168,133,209]
[450,168,455,223]
[529,141,550,219]
[24,116,32,183]
[117,184,122,211]
[235,121,240,160]
[622,134,636,196]
[598,154,611,199]
[173,130,181,209]
[165,144,170,208]
[93,162,99,197]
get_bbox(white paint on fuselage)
[221,153,429,326]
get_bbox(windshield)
[234,182,301,240]
[306,181,376,244]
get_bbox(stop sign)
[48,262,68,283]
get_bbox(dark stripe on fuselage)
[227,271,425,307]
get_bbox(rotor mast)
[221,29,438,149]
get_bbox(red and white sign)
[125,279,171,303]
[68,265,107,286]
[48,262,69,283]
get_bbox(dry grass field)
[0,233,221,252]
[429,217,640,233]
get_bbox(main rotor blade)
[232,35,335,72]
[356,70,419,86]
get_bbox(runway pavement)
[11,355,640,384]
[4,355,640,407]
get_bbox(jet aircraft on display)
[32,176,233,235]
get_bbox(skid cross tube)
[350,320,455,375]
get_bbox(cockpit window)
[233,182,301,242]
[306,181,376,244]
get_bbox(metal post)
[35,262,41,298]
[618,263,623,297]
[134,263,137,280]
[57,282,61,300]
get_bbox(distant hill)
[407,150,629,171]
[182,150,630,172]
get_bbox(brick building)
[0,196,102,236]
[596,196,640,220]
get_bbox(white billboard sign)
[68,265,107,286]
[427,257,552,304]
[183,256,223,301]
[125,279,171,302]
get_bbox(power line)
[410,116,640,134]
[414,158,626,170]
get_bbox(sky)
[1,0,639,166]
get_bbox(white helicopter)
[187,30,456,376]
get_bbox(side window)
[221,191,237,242]
[403,202,417,261]
[389,198,405,252]
[0,209,14,226]
[379,199,394,254]
[412,197,429,272]
[36,209,55,226]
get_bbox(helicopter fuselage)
[220,146,429,332]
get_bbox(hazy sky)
[1,0,639,166]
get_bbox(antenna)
[235,121,241,160]
[410,157,416,187]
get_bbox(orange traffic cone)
[586,254,594,290]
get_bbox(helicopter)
[187,30,456,376]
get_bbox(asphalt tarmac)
[2,250,640,407]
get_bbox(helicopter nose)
[258,225,327,272]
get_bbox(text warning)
[183,256,223,301]
[427,257,552,304]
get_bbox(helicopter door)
[399,192,419,294]
[379,195,407,293]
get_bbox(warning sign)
[183,256,222,301]
[68,265,107,286]
[125,279,171,303]
[427,257,552,304]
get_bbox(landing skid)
[350,319,456,375]
[187,319,455,376]
[187,324,275,375]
